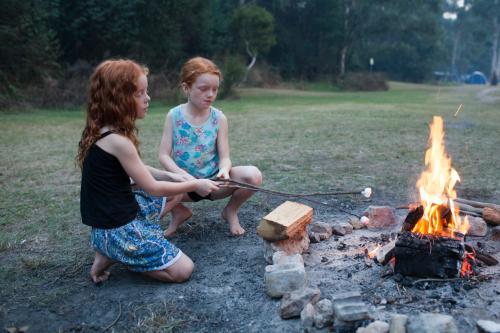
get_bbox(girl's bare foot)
[164,204,193,237]
[90,252,115,284]
[222,207,246,236]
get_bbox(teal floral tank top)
[170,105,220,178]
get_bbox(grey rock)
[477,319,500,333]
[332,222,354,236]
[272,251,303,266]
[264,261,306,298]
[280,287,321,319]
[390,314,408,333]
[349,216,366,229]
[333,302,370,322]
[313,299,334,329]
[356,321,390,333]
[407,313,458,333]
[308,222,333,242]
[467,216,488,237]
[331,291,363,304]
[301,303,315,330]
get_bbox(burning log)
[373,240,396,265]
[394,231,465,278]
[464,244,499,266]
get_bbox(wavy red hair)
[76,59,148,168]
[180,57,222,87]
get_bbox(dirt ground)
[1,191,499,332]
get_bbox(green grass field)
[0,82,499,317]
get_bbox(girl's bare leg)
[211,166,263,236]
[142,253,194,283]
[164,194,193,237]
[90,251,116,284]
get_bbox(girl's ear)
[181,82,189,96]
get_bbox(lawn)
[0,82,499,331]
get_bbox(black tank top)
[80,131,139,228]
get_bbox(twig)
[412,277,461,285]
[102,300,122,332]
[453,104,463,117]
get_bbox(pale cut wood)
[257,201,313,241]
[375,239,396,265]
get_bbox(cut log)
[257,201,313,241]
[455,202,483,215]
[456,198,500,210]
[483,207,500,226]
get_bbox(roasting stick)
[217,178,371,218]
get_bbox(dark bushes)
[338,72,388,91]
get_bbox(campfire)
[395,116,473,278]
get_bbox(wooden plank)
[257,201,313,241]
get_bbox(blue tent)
[465,71,487,84]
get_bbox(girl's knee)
[246,166,263,186]
[169,255,194,282]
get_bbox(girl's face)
[184,73,220,111]
[134,74,150,119]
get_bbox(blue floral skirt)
[90,190,182,272]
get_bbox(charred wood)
[394,231,464,278]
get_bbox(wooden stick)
[455,202,483,214]
[456,198,500,210]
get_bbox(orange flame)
[412,116,469,238]
[367,245,381,259]
[461,251,475,277]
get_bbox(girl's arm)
[103,134,218,197]
[158,112,195,180]
[216,113,232,179]
[145,165,186,183]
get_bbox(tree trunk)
[491,5,499,84]
[451,29,461,78]
[339,0,352,76]
[242,40,257,83]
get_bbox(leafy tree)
[0,0,60,98]
[230,4,276,82]
[354,0,445,82]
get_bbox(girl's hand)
[194,179,220,196]
[216,168,230,180]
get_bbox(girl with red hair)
[159,57,262,236]
[77,59,220,283]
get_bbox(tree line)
[1,0,499,106]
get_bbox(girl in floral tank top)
[159,57,263,236]
[170,105,221,179]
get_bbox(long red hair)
[76,59,148,167]
[180,57,222,87]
